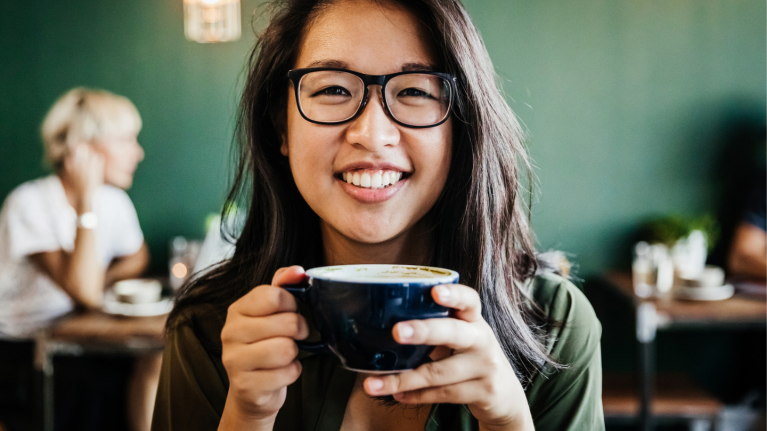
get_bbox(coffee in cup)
[283,264,459,373]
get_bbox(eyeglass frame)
[287,67,457,129]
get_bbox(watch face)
[78,212,98,229]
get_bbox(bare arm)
[28,144,112,308]
[30,240,149,311]
[728,222,767,282]
[29,216,104,309]
[105,243,150,286]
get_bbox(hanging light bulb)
[184,0,241,43]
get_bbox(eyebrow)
[305,59,349,69]
[302,59,437,73]
[400,62,436,72]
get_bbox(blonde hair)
[41,87,142,169]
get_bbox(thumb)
[272,265,307,286]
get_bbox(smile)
[340,169,404,189]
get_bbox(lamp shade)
[184,0,241,43]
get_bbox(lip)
[335,161,411,175]
[337,176,407,204]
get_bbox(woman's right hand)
[62,143,104,213]
[219,266,310,430]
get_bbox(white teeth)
[371,171,382,188]
[342,170,404,189]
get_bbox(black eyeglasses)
[287,68,456,128]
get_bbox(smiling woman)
[155,1,604,431]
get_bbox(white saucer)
[102,290,173,317]
[674,284,734,301]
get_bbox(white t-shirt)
[0,175,144,339]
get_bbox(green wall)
[461,0,766,274]
[2,0,765,275]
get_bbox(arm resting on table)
[30,237,149,309]
[728,222,767,282]
[105,243,150,286]
[29,224,104,308]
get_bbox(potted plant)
[638,214,720,278]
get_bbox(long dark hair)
[170,0,559,384]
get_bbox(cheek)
[406,125,452,186]
[286,104,342,185]
[99,148,120,169]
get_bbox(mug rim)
[306,264,459,285]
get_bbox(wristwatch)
[76,212,98,229]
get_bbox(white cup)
[112,279,163,304]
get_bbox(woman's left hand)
[363,284,535,431]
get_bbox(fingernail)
[367,378,383,392]
[398,323,414,340]
[435,285,451,301]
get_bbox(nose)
[135,140,145,162]
[344,86,400,152]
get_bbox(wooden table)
[604,271,766,328]
[34,310,167,431]
[599,271,766,431]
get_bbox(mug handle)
[282,283,329,354]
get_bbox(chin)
[106,175,133,190]
[339,223,402,245]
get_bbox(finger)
[364,354,482,396]
[392,380,485,405]
[272,265,306,286]
[234,360,303,393]
[230,285,298,317]
[221,312,310,344]
[222,337,299,371]
[89,154,105,182]
[393,318,483,351]
[431,284,482,322]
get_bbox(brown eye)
[397,88,434,99]
[313,86,351,97]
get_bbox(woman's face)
[284,0,452,245]
[91,132,144,189]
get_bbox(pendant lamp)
[184,0,241,43]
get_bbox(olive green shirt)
[152,274,604,430]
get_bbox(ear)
[280,133,289,157]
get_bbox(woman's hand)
[62,144,104,213]
[218,266,311,430]
[362,284,535,431]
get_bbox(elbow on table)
[63,283,104,309]
[78,294,103,310]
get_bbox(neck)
[321,218,433,266]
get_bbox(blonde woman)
[0,88,159,431]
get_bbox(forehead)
[295,0,437,74]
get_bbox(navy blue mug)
[283,264,459,373]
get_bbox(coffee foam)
[309,264,457,284]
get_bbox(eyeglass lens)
[297,71,451,126]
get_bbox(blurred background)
[2,0,764,275]
[0,0,764,430]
